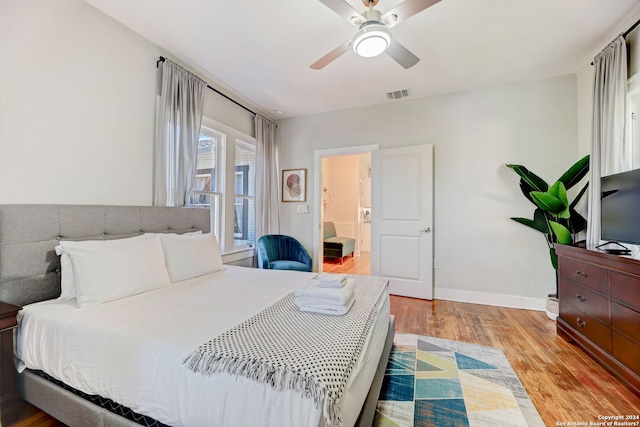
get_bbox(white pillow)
[159,233,223,282]
[58,234,171,307]
[55,231,202,300]
[55,245,75,300]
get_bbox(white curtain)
[255,115,280,239]
[154,59,206,207]
[587,35,628,245]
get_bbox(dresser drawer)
[560,301,611,352]
[612,302,640,340]
[558,257,608,296]
[613,331,640,375]
[559,278,609,323]
[611,271,640,312]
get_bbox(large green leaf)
[557,155,590,190]
[553,208,587,236]
[530,191,565,215]
[511,217,548,234]
[550,247,558,271]
[518,180,536,204]
[557,208,571,220]
[533,208,551,233]
[511,208,557,236]
[548,181,566,201]
[569,182,589,210]
[548,181,570,219]
[507,164,548,193]
[550,221,573,244]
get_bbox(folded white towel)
[294,278,355,304]
[295,294,356,316]
[317,273,347,288]
[318,280,346,289]
[295,294,351,306]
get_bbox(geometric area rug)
[374,333,546,427]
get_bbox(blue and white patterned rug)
[374,333,545,427]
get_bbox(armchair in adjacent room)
[323,222,355,265]
[257,235,313,272]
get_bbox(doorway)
[321,153,372,275]
[313,143,435,300]
[313,144,379,275]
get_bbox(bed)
[0,204,394,427]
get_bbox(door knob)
[419,227,431,233]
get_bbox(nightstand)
[0,302,22,425]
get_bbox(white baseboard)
[433,287,546,312]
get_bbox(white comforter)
[16,266,390,427]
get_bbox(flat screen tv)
[601,167,640,245]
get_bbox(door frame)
[313,144,380,272]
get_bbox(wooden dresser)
[556,244,640,396]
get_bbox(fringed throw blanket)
[184,275,388,427]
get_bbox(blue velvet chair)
[257,235,313,272]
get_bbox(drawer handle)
[576,294,587,302]
[574,271,587,277]
[576,317,587,328]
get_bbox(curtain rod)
[590,18,640,66]
[156,56,257,117]
[624,17,640,38]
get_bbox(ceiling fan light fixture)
[349,15,364,26]
[384,13,398,26]
[352,23,391,58]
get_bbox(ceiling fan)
[310,0,441,70]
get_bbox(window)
[189,126,224,239]
[188,118,255,253]
[234,141,256,249]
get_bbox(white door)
[371,144,433,299]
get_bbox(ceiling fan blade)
[318,0,365,25]
[382,0,441,28]
[386,39,420,69]
[310,40,351,70]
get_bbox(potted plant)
[506,155,590,320]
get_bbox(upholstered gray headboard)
[0,205,211,307]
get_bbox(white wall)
[323,155,360,235]
[276,75,579,307]
[0,0,257,205]
[0,0,157,204]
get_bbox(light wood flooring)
[10,257,640,426]
[322,251,371,275]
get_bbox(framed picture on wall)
[282,168,306,202]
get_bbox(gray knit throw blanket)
[183,275,388,427]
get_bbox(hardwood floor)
[391,297,640,425]
[9,271,640,426]
[10,407,63,427]
[323,251,371,275]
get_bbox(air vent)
[386,89,410,100]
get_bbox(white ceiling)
[83,0,640,119]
